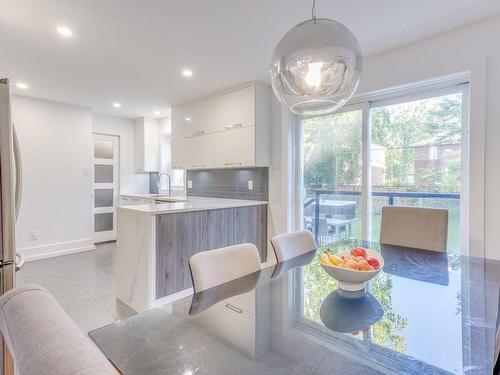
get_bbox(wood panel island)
[115,196,268,313]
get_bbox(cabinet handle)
[191,164,205,168]
[225,304,242,314]
[225,123,242,130]
[192,130,205,136]
[224,162,243,166]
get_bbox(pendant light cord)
[311,0,317,21]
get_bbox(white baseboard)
[18,238,96,262]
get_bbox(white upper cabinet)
[135,118,160,172]
[171,83,270,170]
[215,126,255,167]
[171,108,184,169]
[184,133,216,169]
[183,98,217,138]
[214,85,255,132]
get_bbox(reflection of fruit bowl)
[320,248,384,291]
[320,289,384,333]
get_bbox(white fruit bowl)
[321,249,384,291]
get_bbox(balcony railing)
[304,189,460,244]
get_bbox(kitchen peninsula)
[116,196,268,313]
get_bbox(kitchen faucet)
[157,172,172,195]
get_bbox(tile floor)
[16,242,136,333]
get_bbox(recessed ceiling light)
[154,111,161,116]
[16,82,29,90]
[185,117,191,122]
[182,69,193,77]
[113,102,121,108]
[56,26,74,38]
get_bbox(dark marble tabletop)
[89,240,500,375]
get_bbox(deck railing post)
[314,191,320,243]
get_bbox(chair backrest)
[379,206,448,252]
[271,230,317,263]
[189,243,261,293]
[0,284,114,375]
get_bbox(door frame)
[92,133,120,243]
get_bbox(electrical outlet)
[187,180,193,189]
[29,231,38,241]
[82,167,90,176]
[248,180,253,190]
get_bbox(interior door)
[93,134,119,243]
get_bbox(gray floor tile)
[99,299,137,321]
[66,300,117,333]
[50,285,96,311]
[16,242,137,332]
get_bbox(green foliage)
[303,94,462,194]
[303,111,362,194]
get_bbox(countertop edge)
[117,200,269,215]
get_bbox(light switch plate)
[83,167,90,176]
[248,180,253,190]
[187,180,193,189]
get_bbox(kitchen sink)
[154,196,187,203]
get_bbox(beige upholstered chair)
[379,206,448,252]
[271,230,318,263]
[189,243,262,292]
[0,284,115,375]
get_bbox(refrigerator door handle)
[13,125,22,221]
[15,252,25,271]
[12,126,25,271]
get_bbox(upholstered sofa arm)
[0,284,114,375]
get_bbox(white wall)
[271,17,500,260]
[92,113,149,194]
[12,96,95,259]
[357,17,500,260]
[11,98,148,261]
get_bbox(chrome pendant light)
[270,0,363,116]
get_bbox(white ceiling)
[1,0,499,119]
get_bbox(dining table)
[89,240,500,375]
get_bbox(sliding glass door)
[370,92,463,254]
[302,107,364,245]
[299,85,468,255]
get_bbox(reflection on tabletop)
[320,289,384,334]
[190,250,316,316]
[89,241,500,375]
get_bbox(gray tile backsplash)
[149,172,159,194]
[186,167,268,201]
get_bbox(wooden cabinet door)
[207,208,236,249]
[215,85,255,132]
[156,211,209,297]
[155,205,267,299]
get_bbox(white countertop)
[120,193,183,199]
[118,196,268,215]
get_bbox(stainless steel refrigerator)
[0,78,24,374]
